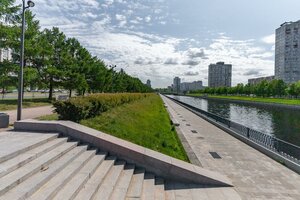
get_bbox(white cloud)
[82,12,97,19]
[82,0,99,7]
[261,34,275,44]
[115,14,126,21]
[145,16,151,23]
[33,0,276,88]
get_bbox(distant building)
[248,76,275,85]
[173,77,181,93]
[0,48,12,62]
[180,81,203,92]
[208,62,232,87]
[146,79,151,88]
[275,21,300,83]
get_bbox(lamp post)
[17,0,35,121]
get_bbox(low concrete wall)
[14,119,233,187]
[0,113,9,128]
[169,98,300,175]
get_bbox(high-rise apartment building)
[275,21,300,83]
[248,76,275,85]
[208,62,232,87]
[173,77,181,93]
[146,79,151,88]
[180,81,203,92]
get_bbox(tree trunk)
[48,79,53,100]
[69,89,72,98]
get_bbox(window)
[294,28,299,34]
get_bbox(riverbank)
[38,94,189,162]
[161,95,300,199]
[187,94,300,109]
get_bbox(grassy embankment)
[38,94,189,162]
[0,98,51,111]
[187,94,300,106]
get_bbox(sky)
[29,0,300,88]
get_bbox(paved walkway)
[162,95,300,200]
[0,106,53,125]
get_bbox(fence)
[166,96,300,165]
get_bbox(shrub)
[53,93,151,122]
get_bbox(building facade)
[248,76,275,85]
[173,77,181,93]
[180,81,203,92]
[0,48,12,62]
[275,21,300,83]
[208,62,232,87]
[146,79,151,88]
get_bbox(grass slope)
[81,94,189,161]
[0,98,51,111]
[188,94,300,106]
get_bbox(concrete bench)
[56,95,69,101]
[0,113,9,128]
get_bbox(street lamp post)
[17,0,35,121]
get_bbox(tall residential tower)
[173,77,181,93]
[208,62,232,87]
[275,21,300,83]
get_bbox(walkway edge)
[162,97,202,167]
[166,96,300,175]
[14,119,233,187]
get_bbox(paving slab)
[0,106,53,125]
[162,95,300,200]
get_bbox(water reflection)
[168,95,300,146]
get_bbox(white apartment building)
[173,77,181,93]
[208,62,232,87]
[180,81,203,92]
[0,48,12,62]
[275,21,300,83]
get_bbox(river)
[168,95,300,146]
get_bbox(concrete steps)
[126,168,145,199]
[109,164,135,200]
[0,132,58,164]
[0,146,87,200]
[0,141,77,196]
[0,137,67,179]
[93,160,125,200]
[0,131,236,200]
[29,149,96,200]
[74,156,116,200]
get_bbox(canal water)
[168,95,300,146]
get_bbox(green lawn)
[0,98,52,111]
[80,94,189,162]
[37,94,189,161]
[187,94,300,106]
[37,113,59,120]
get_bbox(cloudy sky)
[30,0,300,88]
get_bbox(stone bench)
[56,95,69,101]
[0,113,9,128]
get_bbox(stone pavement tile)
[1,106,53,125]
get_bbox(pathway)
[162,95,300,200]
[0,106,53,125]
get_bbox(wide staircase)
[0,131,172,200]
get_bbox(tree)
[0,0,20,23]
[0,60,17,98]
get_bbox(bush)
[53,93,151,122]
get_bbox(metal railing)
[167,96,300,164]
